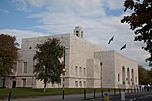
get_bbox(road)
[1,92,152,101]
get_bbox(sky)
[0,0,150,69]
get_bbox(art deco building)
[0,26,139,89]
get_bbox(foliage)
[33,38,64,92]
[121,0,152,66]
[0,34,18,76]
[138,65,152,85]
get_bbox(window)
[23,62,27,73]
[84,68,86,76]
[84,81,86,87]
[29,46,32,49]
[127,68,130,84]
[79,81,82,87]
[12,64,17,74]
[131,69,134,85]
[12,64,16,69]
[75,81,78,87]
[76,34,79,37]
[118,74,120,82]
[122,66,125,84]
[80,67,82,75]
[75,66,78,75]
[22,79,26,87]
[76,31,79,33]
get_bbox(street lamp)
[62,68,66,101]
[62,46,69,101]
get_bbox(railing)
[5,86,152,101]
[82,86,152,101]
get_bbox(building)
[0,26,139,89]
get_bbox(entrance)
[12,81,16,88]
[2,79,5,88]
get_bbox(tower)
[73,26,84,38]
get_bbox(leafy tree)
[138,66,150,84]
[121,0,152,66]
[148,68,152,84]
[0,34,18,77]
[33,38,64,92]
[138,65,152,85]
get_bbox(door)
[12,81,16,88]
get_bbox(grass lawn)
[0,88,106,99]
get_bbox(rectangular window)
[84,81,86,87]
[79,81,82,87]
[118,74,120,82]
[80,67,82,75]
[75,66,78,75]
[75,81,78,87]
[12,64,17,71]
[23,62,27,73]
[84,68,86,76]
[22,79,26,87]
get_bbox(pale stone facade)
[95,51,139,89]
[0,26,139,89]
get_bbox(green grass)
[0,88,61,99]
[0,88,114,99]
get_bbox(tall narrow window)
[131,69,134,85]
[79,81,82,87]
[84,81,86,87]
[23,62,27,73]
[118,74,120,82]
[75,81,78,87]
[80,67,82,75]
[75,66,78,75]
[84,68,86,76]
[122,66,125,84]
[22,79,26,87]
[127,68,130,84]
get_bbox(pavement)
[1,92,152,101]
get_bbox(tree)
[0,34,18,77]
[138,65,152,85]
[121,0,152,66]
[138,66,150,85]
[33,38,64,92]
[148,68,152,84]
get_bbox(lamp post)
[62,46,69,101]
[62,68,66,101]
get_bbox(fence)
[82,86,152,101]
[5,86,152,101]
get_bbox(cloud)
[0,8,9,13]
[10,0,151,68]
[13,0,105,17]
[105,0,124,9]
[12,0,28,11]
[0,29,48,47]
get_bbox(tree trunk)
[44,82,47,93]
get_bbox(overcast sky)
[0,0,150,69]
